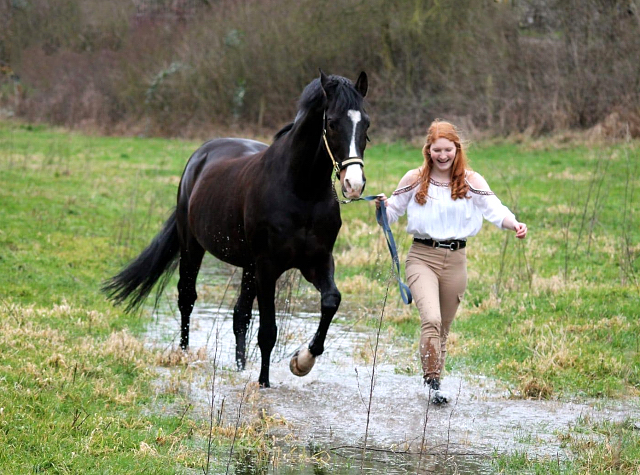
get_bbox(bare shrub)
[3,0,640,138]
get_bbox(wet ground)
[147,298,639,474]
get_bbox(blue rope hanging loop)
[361,196,413,305]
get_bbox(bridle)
[322,112,365,180]
[322,112,365,204]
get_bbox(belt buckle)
[436,240,458,251]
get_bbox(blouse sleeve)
[385,181,419,225]
[468,182,516,229]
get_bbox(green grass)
[1,121,639,473]
[494,417,640,474]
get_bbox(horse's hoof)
[289,347,315,376]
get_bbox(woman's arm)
[375,168,420,225]
[467,171,528,239]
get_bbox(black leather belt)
[414,237,466,251]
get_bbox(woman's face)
[429,137,457,174]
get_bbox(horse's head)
[320,70,369,200]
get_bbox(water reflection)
[232,449,492,475]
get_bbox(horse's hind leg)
[255,261,280,388]
[291,258,341,376]
[177,239,205,350]
[233,268,257,370]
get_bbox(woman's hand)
[374,193,387,209]
[502,216,528,239]
[514,222,527,239]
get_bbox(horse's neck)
[286,113,333,195]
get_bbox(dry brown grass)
[338,275,379,296]
[102,329,146,363]
[518,377,554,399]
[334,246,379,269]
[155,346,209,367]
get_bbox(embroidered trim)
[464,175,495,196]
[392,180,420,196]
[391,177,493,196]
[468,185,494,196]
[429,178,450,187]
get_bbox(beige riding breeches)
[405,242,467,382]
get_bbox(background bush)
[2,0,639,139]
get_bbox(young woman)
[376,120,527,404]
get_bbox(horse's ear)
[319,69,329,96]
[355,71,368,98]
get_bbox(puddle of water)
[147,296,639,474]
[230,449,490,475]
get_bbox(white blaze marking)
[347,110,362,158]
[343,110,364,195]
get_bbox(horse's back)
[198,138,268,159]
[177,138,269,266]
[186,137,266,175]
[178,138,266,197]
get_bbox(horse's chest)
[275,211,339,251]
[298,222,334,244]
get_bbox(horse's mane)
[299,75,363,115]
[273,75,363,142]
[273,122,294,141]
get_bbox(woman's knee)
[420,314,441,337]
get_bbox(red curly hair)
[415,119,470,205]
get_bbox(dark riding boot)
[424,377,449,405]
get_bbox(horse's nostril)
[345,178,351,190]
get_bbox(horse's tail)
[103,209,180,313]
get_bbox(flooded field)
[147,290,638,474]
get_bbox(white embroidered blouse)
[385,173,516,241]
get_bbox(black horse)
[104,71,369,387]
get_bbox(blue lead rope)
[360,195,413,305]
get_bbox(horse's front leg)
[233,268,256,370]
[291,256,341,376]
[255,263,279,388]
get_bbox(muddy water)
[148,300,637,474]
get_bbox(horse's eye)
[327,119,337,131]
